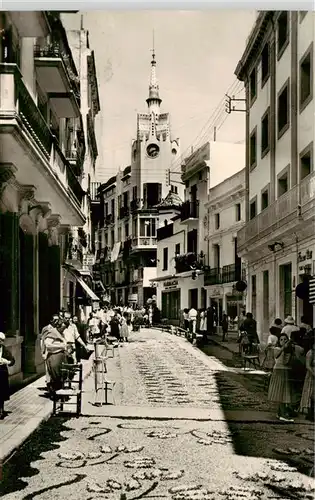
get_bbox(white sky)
[70,10,257,179]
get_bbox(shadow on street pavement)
[0,417,70,497]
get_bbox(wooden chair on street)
[92,341,116,406]
[52,363,83,417]
[243,343,261,371]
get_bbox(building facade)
[0,11,98,383]
[61,14,101,318]
[235,11,315,340]
[204,169,246,322]
[95,51,183,307]
[154,141,247,323]
[154,143,211,322]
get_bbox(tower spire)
[146,31,162,112]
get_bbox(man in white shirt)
[63,316,88,363]
[188,307,198,335]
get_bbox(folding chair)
[53,363,83,417]
[92,356,116,405]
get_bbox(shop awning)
[110,242,121,262]
[64,264,100,302]
[77,276,100,301]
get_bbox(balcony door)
[214,244,220,269]
[190,184,197,202]
[187,229,197,254]
[189,288,198,309]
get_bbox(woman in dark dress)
[0,332,15,419]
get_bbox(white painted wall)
[207,169,246,268]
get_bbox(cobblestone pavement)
[1,329,314,499]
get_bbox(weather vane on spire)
[151,29,155,61]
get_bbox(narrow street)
[1,329,314,500]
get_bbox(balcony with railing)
[157,223,174,241]
[65,130,85,175]
[221,263,241,283]
[0,64,84,220]
[34,14,80,118]
[87,109,98,159]
[131,236,157,250]
[238,172,315,251]
[175,252,202,274]
[204,267,221,286]
[180,200,199,223]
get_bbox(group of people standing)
[261,314,314,422]
[40,312,89,398]
[182,306,218,340]
[85,303,160,342]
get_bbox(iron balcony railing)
[236,175,315,250]
[221,263,242,283]
[18,76,53,157]
[180,200,199,222]
[204,264,242,286]
[204,267,221,286]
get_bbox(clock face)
[146,143,160,158]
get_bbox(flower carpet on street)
[110,330,275,411]
[1,416,314,500]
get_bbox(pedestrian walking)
[0,333,15,419]
[188,306,198,342]
[199,309,207,344]
[183,308,190,332]
[121,312,130,342]
[40,314,59,388]
[287,330,306,417]
[206,306,214,336]
[299,343,315,421]
[268,333,295,422]
[281,316,299,339]
[221,313,229,342]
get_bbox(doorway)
[189,288,198,309]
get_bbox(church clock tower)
[131,46,180,205]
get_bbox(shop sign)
[83,254,96,267]
[164,279,179,290]
[128,293,138,303]
[298,250,312,263]
[208,287,223,297]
